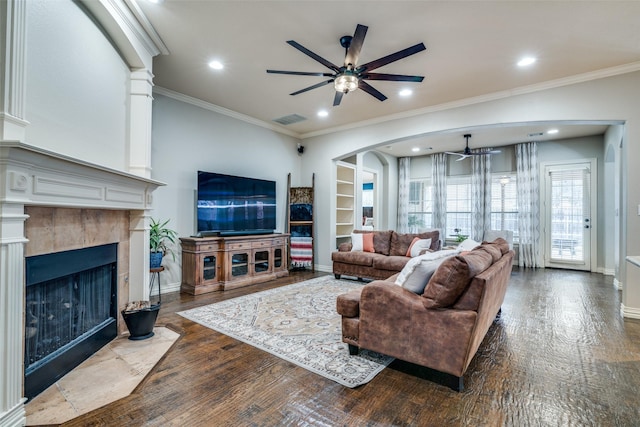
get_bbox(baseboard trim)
[162,281,181,295]
[621,304,640,319]
[613,278,622,291]
[0,399,26,427]
[315,264,332,274]
[598,267,615,276]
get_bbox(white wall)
[25,0,129,170]
[150,94,302,286]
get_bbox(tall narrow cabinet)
[336,161,356,248]
[287,173,314,270]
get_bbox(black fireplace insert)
[24,243,118,400]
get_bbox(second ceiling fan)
[267,24,426,106]
[445,134,501,161]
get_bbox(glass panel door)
[203,255,216,280]
[544,162,593,270]
[273,248,282,268]
[231,252,249,276]
[254,250,270,273]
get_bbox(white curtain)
[471,149,492,241]
[516,142,541,267]
[432,153,447,233]
[397,157,410,233]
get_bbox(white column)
[0,203,28,427]
[128,68,154,179]
[0,1,28,425]
[0,0,28,142]
[129,210,150,302]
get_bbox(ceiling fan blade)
[267,70,335,77]
[290,79,334,96]
[469,149,502,155]
[362,73,424,82]
[344,24,368,68]
[333,91,344,106]
[358,80,387,102]
[287,40,341,72]
[358,43,426,72]
[445,151,470,161]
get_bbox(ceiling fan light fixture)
[334,73,358,93]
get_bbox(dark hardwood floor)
[60,267,640,427]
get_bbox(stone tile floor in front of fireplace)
[25,326,180,426]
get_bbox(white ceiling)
[131,1,640,156]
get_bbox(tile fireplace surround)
[0,142,163,426]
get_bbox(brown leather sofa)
[336,238,514,391]
[332,229,441,281]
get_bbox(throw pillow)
[390,230,440,256]
[362,233,375,252]
[350,233,363,251]
[422,256,471,308]
[475,243,501,262]
[354,229,393,255]
[399,256,449,294]
[395,250,457,289]
[422,249,493,308]
[406,238,432,257]
[457,238,481,252]
[482,237,510,254]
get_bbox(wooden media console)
[180,233,289,294]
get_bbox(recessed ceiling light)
[399,89,413,97]
[517,57,536,67]
[547,129,559,134]
[317,110,328,118]
[208,60,224,70]
[412,147,420,152]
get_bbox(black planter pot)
[121,304,160,340]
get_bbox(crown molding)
[153,87,301,139]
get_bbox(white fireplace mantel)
[0,142,164,209]
[0,142,164,427]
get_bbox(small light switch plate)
[638,204,640,216]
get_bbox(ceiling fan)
[445,134,501,161]
[266,24,426,106]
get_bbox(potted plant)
[149,218,178,269]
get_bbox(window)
[490,173,518,240]
[408,179,432,230]
[408,172,519,242]
[445,176,472,238]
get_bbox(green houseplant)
[149,218,178,268]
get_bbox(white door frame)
[539,158,598,271]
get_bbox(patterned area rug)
[178,275,394,387]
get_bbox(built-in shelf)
[336,161,356,248]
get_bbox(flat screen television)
[197,171,276,236]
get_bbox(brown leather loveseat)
[336,238,514,391]
[332,229,441,281]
